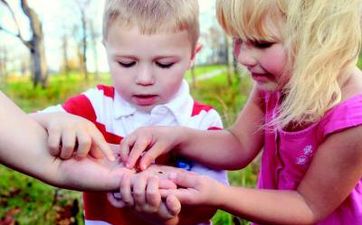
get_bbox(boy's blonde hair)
[217,0,362,128]
[103,0,199,51]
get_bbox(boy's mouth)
[132,94,158,106]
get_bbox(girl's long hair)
[217,0,361,128]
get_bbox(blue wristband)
[175,158,193,171]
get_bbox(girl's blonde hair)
[103,0,199,51]
[217,0,362,128]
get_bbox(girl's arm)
[0,92,126,191]
[123,85,265,170]
[164,125,362,224]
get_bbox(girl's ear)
[189,43,203,68]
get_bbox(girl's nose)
[135,66,155,86]
[236,44,257,68]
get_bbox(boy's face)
[104,24,196,112]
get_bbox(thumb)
[159,178,177,189]
[169,171,198,188]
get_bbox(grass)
[0,65,256,225]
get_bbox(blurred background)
[0,0,256,224]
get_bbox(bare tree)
[0,0,48,88]
[89,20,100,79]
[224,35,233,85]
[76,0,91,80]
[61,33,71,76]
[0,46,9,79]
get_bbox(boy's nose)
[135,66,155,86]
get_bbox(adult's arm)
[0,92,127,191]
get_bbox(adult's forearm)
[0,93,62,181]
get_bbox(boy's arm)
[0,92,128,191]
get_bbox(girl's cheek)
[233,39,242,58]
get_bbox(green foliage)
[0,65,257,225]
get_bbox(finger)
[47,128,62,156]
[75,130,92,159]
[159,178,177,189]
[165,195,181,216]
[169,171,198,188]
[132,175,147,207]
[146,176,161,210]
[89,145,104,159]
[119,135,136,164]
[158,201,174,220]
[127,137,152,169]
[106,192,126,208]
[60,130,76,159]
[160,188,194,204]
[120,174,134,206]
[91,128,115,161]
[139,141,168,170]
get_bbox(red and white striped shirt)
[43,81,227,225]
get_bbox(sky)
[0,0,220,73]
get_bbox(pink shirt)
[258,91,362,225]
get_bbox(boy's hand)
[120,126,181,170]
[108,165,182,220]
[33,112,114,161]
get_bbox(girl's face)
[234,35,288,91]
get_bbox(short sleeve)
[320,94,362,137]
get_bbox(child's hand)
[160,170,226,207]
[33,112,114,161]
[108,165,181,219]
[120,126,181,170]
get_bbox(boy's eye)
[118,61,136,68]
[252,40,274,49]
[155,62,174,69]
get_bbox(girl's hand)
[33,112,114,161]
[160,170,226,206]
[120,126,183,170]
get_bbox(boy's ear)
[190,43,202,68]
[191,43,202,60]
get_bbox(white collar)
[113,80,194,125]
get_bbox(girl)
[120,0,362,224]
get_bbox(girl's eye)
[233,38,243,47]
[155,62,174,69]
[118,61,136,68]
[252,40,274,49]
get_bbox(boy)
[35,0,227,224]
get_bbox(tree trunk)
[89,20,99,79]
[21,0,48,88]
[190,64,197,89]
[225,35,233,86]
[62,34,70,76]
[80,9,88,80]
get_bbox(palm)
[58,157,133,191]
